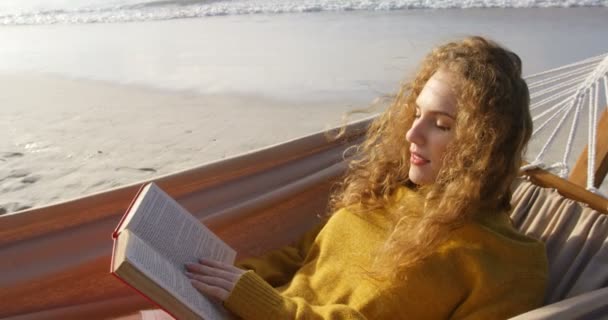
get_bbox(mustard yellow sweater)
[225,187,548,319]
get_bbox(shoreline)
[0,72,373,215]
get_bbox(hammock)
[521,52,608,202]
[1,54,608,319]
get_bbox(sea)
[0,0,607,104]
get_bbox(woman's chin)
[408,169,433,186]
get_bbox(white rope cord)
[580,56,608,189]
[519,52,608,199]
[531,54,608,154]
[586,85,594,187]
[533,96,574,122]
[588,82,600,189]
[528,62,597,86]
[581,56,608,91]
[528,58,607,112]
[525,53,608,79]
[532,98,574,138]
[560,93,584,178]
[533,97,578,162]
[604,75,608,110]
[530,85,579,111]
[530,73,589,99]
[520,161,568,173]
[529,69,595,95]
[528,65,597,91]
[528,64,597,89]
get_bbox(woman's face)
[406,70,458,185]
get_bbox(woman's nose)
[406,120,425,146]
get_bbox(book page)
[124,183,236,319]
[126,183,236,265]
[126,231,232,319]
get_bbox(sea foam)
[1,0,607,25]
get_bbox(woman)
[185,36,548,319]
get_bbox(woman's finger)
[186,272,234,292]
[185,262,238,282]
[190,279,229,301]
[198,258,240,272]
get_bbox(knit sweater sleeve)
[224,271,367,320]
[235,222,324,287]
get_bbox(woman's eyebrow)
[416,106,456,119]
[431,111,456,119]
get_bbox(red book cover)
[110,182,147,273]
[112,183,148,240]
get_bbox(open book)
[111,182,236,320]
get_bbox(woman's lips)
[410,152,430,165]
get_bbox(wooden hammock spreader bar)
[569,108,608,189]
[523,167,608,214]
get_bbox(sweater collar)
[390,185,513,229]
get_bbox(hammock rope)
[604,75,608,108]
[533,96,575,123]
[588,82,598,190]
[528,64,596,90]
[522,53,608,197]
[532,94,576,168]
[529,57,605,111]
[525,53,607,79]
[561,95,583,178]
[531,86,578,111]
[530,74,590,99]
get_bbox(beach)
[0,73,368,214]
[1,6,608,214]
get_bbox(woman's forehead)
[415,71,458,117]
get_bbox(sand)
[0,73,370,214]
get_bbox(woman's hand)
[185,258,245,301]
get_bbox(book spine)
[112,183,148,239]
[110,237,118,273]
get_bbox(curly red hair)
[329,36,532,279]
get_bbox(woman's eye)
[436,123,451,131]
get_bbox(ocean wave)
[1,0,606,25]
